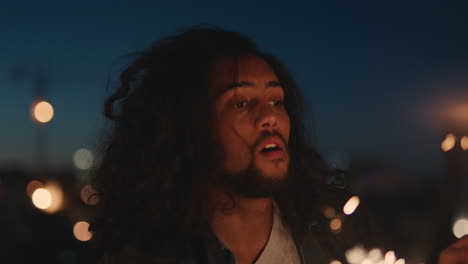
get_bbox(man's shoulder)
[300,170,389,263]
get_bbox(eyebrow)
[218,80,283,96]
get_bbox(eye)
[234,100,247,109]
[270,99,284,107]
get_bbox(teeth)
[265,144,277,149]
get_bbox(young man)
[90,26,468,264]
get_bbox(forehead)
[209,55,279,96]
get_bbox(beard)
[216,155,289,198]
[213,130,290,198]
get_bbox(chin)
[219,162,289,198]
[259,167,288,180]
[258,161,288,178]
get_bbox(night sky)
[2,1,468,180]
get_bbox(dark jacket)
[102,174,387,264]
[193,191,384,264]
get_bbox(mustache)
[251,131,288,152]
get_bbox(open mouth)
[259,143,284,159]
[261,143,281,153]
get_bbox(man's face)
[210,55,291,197]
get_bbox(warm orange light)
[31,182,63,213]
[32,101,54,123]
[447,104,468,124]
[441,133,456,152]
[395,259,406,264]
[43,183,64,214]
[81,184,99,205]
[345,245,367,264]
[384,251,396,264]
[73,221,93,242]
[343,196,360,215]
[368,248,384,262]
[32,188,52,209]
[329,260,342,264]
[344,246,403,264]
[323,206,336,219]
[461,136,468,151]
[26,180,44,197]
[330,218,342,231]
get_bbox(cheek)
[216,118,250,153]
[218,126,254,172]
[228,123,252,151]
[282,114,291,140]
[226,122,255,156]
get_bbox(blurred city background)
[2,1,468,263]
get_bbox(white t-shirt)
[255,202,301,264]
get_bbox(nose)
[255,105,278,130]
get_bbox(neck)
[209,191,274,264]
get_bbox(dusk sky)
[2,1,468,180]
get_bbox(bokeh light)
[452,218,468,238]
[346,246,403,264]
[345,245,367,264]
[384,251,396,264]
[343,196,360,215]
[461,136,468,151]
[80,184,99,206]
[394,259,405,264]
[441,133,456,152]
[73,148,94,170]
[32,188,52,209]
[26,180,44,197]
[323,206,336,219]
[31,183,64,214]
[330,218,342,231]
[31,100,54,123]
[368,248,384,263]
[43,183,64,214]
[73,221,92,242]
[330,260,342,264]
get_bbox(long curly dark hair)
[90,26,333,259]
